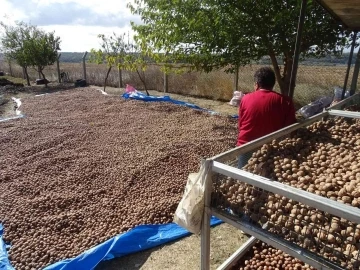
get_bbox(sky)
[0,0,141,52]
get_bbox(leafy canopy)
[129,0,352,96]
[0,21,60,85]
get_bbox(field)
[1,61,358,109]
[0,86,242,269]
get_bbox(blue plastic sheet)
[0,224,14,270]
[122,91,238,118]
[1,217,222,270]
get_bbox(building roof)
[317,0,360,31]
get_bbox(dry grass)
[1,61,358,108]
[96,224,248,270]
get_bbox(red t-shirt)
[236,89,296,146]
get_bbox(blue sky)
[0,0,141,51]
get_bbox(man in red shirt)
[237,67,296,168]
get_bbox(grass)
[0,75,27,85]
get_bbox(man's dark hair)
[254,67,276,90]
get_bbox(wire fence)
[0,58,359,107]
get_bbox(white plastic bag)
[174,160,211,234]
[229,91,244,107]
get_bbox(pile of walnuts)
[0,88,237,269]
[214,115,360,269]
[237,242,315,270]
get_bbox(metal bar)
[201,160,213,270]
[212,209,343,270]
[211,112,327,163]
[216,223,268,270]
[341,31,357,100]
[212,161,360,225]
[289,0,307,99]
[82,51,88,82]
[328,109,360,119]
[57,53,61,83]
[350,48,360,96]
[217,236,257,270]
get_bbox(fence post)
[8,61,13,77]
[342,31,357,99]
[233,65,239,92]
[350,49,360,96]
[118,68,123,88]
[164,72,168,93]
[82,51,88,81]
[57,53,62,83]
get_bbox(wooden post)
[164,72,168,93]
[82,51,88,81]
[233,65,239,92]
[350,48,360,96]
[8,61,13,77]
[118,68,123,88]
[57,53,62,83]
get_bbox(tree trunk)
[283,54,294,98]
[39,68,48,87]
[268,50,294,97]
[269,50,286,95]
[136,69,149,96]
[24,67,30,86]
[104,65,112,92]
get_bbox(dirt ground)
[97,224,248,270]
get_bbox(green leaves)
[0,21,60,76]
[128,0,352,95]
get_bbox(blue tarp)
[0,224,14,270]
[1,217,222,270]
[122,91,238,118]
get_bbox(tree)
[25,30,60,87]
[129,0,353,98]
[0,21,60,87]
[121,43,151,95]
[0,21,36,86]
[89,33,128,92]
[90,33,151,95]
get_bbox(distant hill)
[59,52,91,63]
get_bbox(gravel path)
[0,88,237,269]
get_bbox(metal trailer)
[199,1,360,269]
[200,93,360,270]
